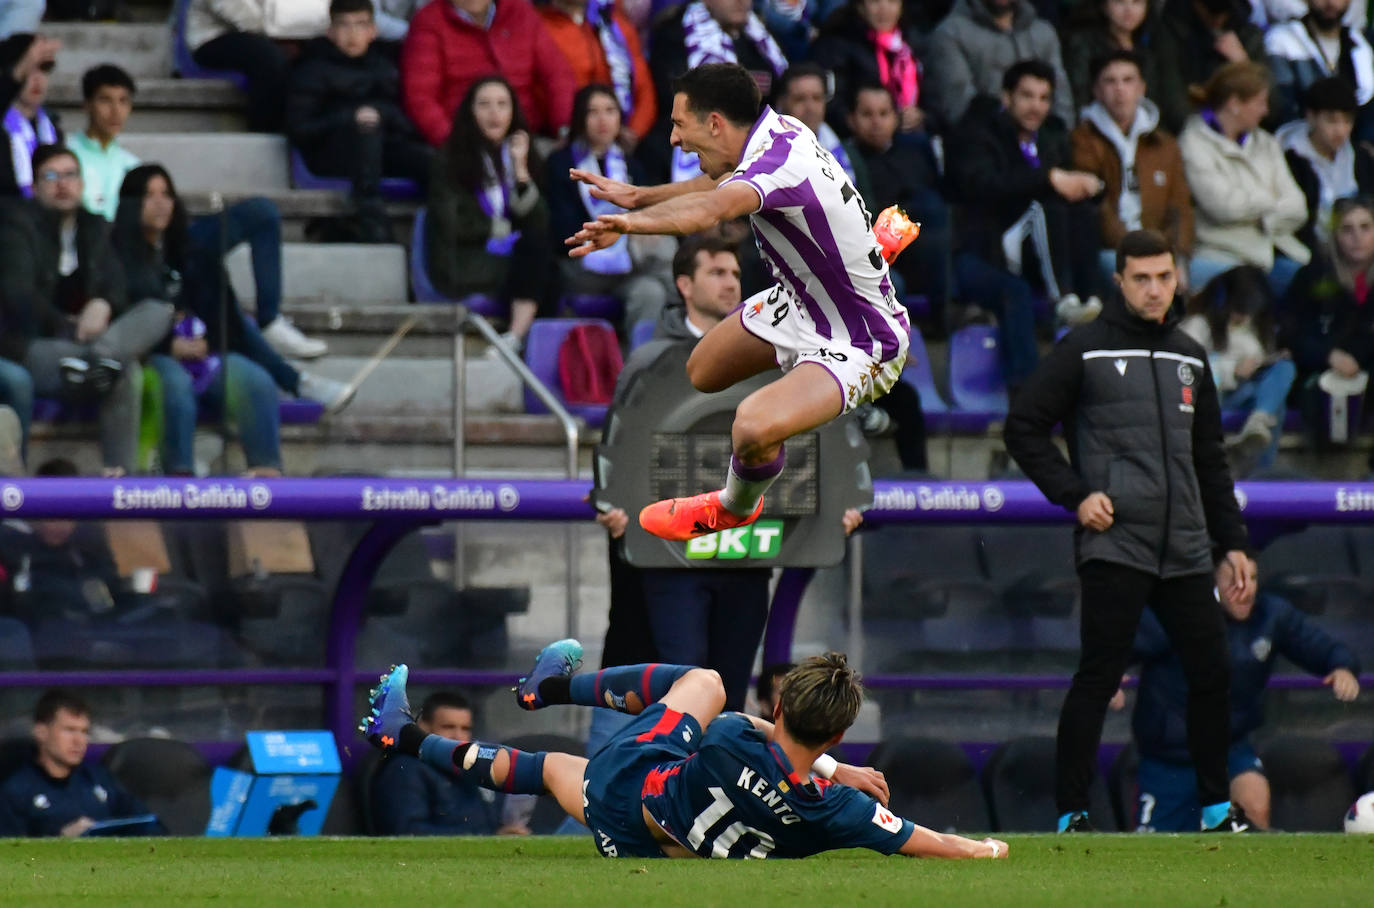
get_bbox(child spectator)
[427,76,552,352]
[67,64,138,222]
[1279,77,1374,253]
[812,0,927,136]
[287,0,433,243]
[184,0,290,132]
[1,32,61,198]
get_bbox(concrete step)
[282,301,461,357]
[49,77,247,133]
[225,242,407,303]
[42,23,172,78]
[119,133,286,193]
[182,189,420,243]
[297,352,534,414]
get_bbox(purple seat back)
[408,208,505,316]
[278,399,324,424]
[629,319,656,350]
[902,294,931,321]
[289,149,420,200]
[172,0,250,90]
[948,324,1008,415]
[559,294,623,321]
[522,318,616,428]
[898,329,948,414]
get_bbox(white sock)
[718,448,785,517]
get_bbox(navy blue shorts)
[582,703,702,858]
[1134,740,1265,831]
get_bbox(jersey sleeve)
[823,785,916,855]
[722,132,808,215]
[700,712,763,750]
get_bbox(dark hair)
[31,144,77,176]
[778,653,863,748]
[81,63,136,101]
[672,63,761,128]
[1115,228,1174,274]
[1303,76,1358,115]
[847,79,893,113]
[1188,265,1276,354]
[773,63,828,106]
[755,662,795,711]
[1089,49,1144,85]
[570,83,621,146]
[1190,61,1270,110]
[442,75,538,193]
[418,691,472,723]
[330,0,374,16]
[34,457,79,478]
[1002,59,1056,94]
[34,689,90,724]
[672,233,740,283]
[113,163,190,275]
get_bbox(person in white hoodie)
[1279,76,1374,253]
[1179,61,1311,297]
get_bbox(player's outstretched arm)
[898,824,1008,860]
[570,169,722,210]
[566,182,758,257]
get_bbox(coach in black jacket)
[1004,229,1254,833]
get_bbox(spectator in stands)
[537,0,657,148]
[287,0,433,244]
[427,76,552,352]
[547,84,672,333]
[1264,0,1374,131]
[1071,50,1198,287]
[844,82,950,334]
[67,64,138,222]
[112,165,284,476]
[0,689,161,837]
[371,691,504,835]
[0,3,45,41]
[0,31,56,115]
[0,145,172,475]
[646,0,789,182]
[754,661,795,719]
[774,63,856,183]
[811,0,928,136]
[1062,0,1162,116]
[184,0,290,132]
[1182,265,1296,475]
[1180,62,1310,296]
[400,0,576,144]
[949,61,1105,390]
[372,0,429,42]
[1280,77,1374,253]
[924,0,1073,129]
[1120,555,1360,830]
[1,32,61,199]
[1153,0,1265,135]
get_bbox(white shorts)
[738,286,909,414]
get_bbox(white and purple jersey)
[723,106,911,365]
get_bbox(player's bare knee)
[688,668,726,708]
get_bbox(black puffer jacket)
[1004,293,1250,578]
[285,37,412,151]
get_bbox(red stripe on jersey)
[594,669,606,705]
[636,707,684,742]
[641,763,682,798]
[640,663,659,704]
[503,749,517,792]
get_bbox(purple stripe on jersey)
[752,226,834,340]
[741,126,798,180]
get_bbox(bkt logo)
[685,520,784,559]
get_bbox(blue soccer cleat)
[515,638,584,710]
[359,664,412,751]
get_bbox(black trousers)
[1057,560,1232,815]
[302,121,433,195]
[874,378,927,471]
[193,32,288,133]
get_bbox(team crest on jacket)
[1251,637,1272,662]
[1177,363,1195,386]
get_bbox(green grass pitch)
[2,835,1372,906]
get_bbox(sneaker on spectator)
[483,331,524,360]
[1056,294,1102,327]
[263,317,328,360]
[299,372,356,414]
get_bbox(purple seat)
[277,399,324,424]
[522,318,617,428]
[899,329,948,414]
[172,0,249,90]
[947,324,1008,415]
[289,149,421,200]
[559,294,623,321]
[629,319,656,350]
[409,208,505,316]
[901,294,931,321]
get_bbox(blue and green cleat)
[515,638,584,710]
[359,664,413,751]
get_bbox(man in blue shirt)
[363,642,1009,860]
[0,689,158,836]
[1122,556,1362,831]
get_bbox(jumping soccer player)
[362,642,1007,860]
[566,63,915,541]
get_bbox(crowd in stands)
[7,0,1374,478]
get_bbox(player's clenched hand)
[569,168,642,209]
[980,837,1009,859]
[1076,492,1114,531]
[831,763,889,806]
[1324,668,1360,702]
[566,215,630,258]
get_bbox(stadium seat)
[408,208,505,316]
[0,617,36,670]
[867,737,991,833]
[171,0,249,90]
[559,294,624,321]
[947,324,1008,415]
[354,749,385,836]
[899,329,951,424]
[522,318,620,427]
[1258,526,1372,617]
[321,775,366,836]
[1108,742,1139,832]
[629,319,657,350]
[982,736,1115,831]
[978,526,1080,666]
[102,737,212,836]
[0,737,34,784]
[504,734,585,833]
[289,148,421,200]
[1259,736,1357,831]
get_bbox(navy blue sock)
[565,662,693,712]
[417,735,547,794]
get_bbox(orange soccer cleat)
[873,205,921,264]
[639,491,765,541]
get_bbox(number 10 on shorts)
[685,521,784,559]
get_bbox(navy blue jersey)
[0,761,154,837]
[641,713,915,859]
